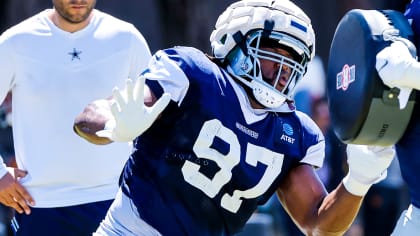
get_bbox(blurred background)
[0,0,410,64]
[0,1,412,236]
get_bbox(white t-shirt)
[0,9,151,207]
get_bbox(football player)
[75,0,395,235]
[375,0,420,235]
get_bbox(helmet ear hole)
[226,46,253,76]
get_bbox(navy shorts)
[12,200,113,236]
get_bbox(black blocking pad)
[327,9,416,146]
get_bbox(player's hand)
[376,41,417,89]
[343,144,395,196]
[96,76,171,142]
[0,168,34,215]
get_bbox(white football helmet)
[210,0,315,109]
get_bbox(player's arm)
[74,76,171,144]
[276,145,395,235]
[276,164,362,235]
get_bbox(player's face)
[259,47,293,92]
[52,0,96,24]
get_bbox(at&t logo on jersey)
[336,64,355,91]
[280,123,295,144]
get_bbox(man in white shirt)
[0,0,151,235]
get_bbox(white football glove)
[343,144,395,196]
[376,40,420,88]
[376,41,420,109]
[96,76,171,142]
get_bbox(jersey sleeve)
[296,111,325,168]
[142,49,190,105]
[142,47,218,106]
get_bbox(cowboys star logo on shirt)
[68,48,82,61]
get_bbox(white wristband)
[342,173,372,197]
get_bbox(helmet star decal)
[68,48,82,60]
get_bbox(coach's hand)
[376,41,420,90]
[96,76,171,142]
[0,168,34,215]
[376,41,419,109]
[343,144,395,196]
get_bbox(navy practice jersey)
[406,0,420,58]
[397,1,420,209]
[120,46,325,235]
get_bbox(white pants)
[391,204,420,236]
[94,188,162,236]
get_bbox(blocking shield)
[327,9,416,146]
